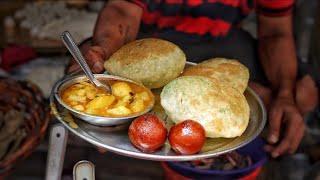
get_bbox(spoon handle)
[61,31,97,85]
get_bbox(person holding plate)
[67,0,319,158]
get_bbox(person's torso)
[138,0,254,37]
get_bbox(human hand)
[264,93,305,158]
[66,42,107,74]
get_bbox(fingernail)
[93,62,103,72]
[268,135,278,144]
[272,152,279,158]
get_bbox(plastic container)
[163,138,267,180]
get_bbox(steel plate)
[50,62,266,161]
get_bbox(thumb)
[92,61,104,73]
[85,46,106,73]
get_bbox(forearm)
[259,35,297,97]
[65,1,142,73]
[258,15,297,97]
[92,0,142,57]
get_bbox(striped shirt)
[129,0,295,37]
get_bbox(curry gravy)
[61,80,153,117]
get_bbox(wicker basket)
[0,77,50,177]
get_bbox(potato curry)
[61,80,153,117]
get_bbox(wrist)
[276,84,295,103]
[274,78,296,98]
[277,88,294,100]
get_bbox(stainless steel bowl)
[53,74,155,126]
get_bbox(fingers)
[264,144,275,155]
[288,119,305,154]
[248,82,272,109]
[67,46,106,74]
[268,103,283,144]
[84,46,105,73]
[66,61,80,73]
[295,75,319,115]
[270,112,304,157]
[66,39,94,73]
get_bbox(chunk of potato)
[67,94,78,101]
[68,95,86,102]
[95,93,106,97]
[73,83,84,88]
[134,91,150,102]
[76,89,86,96]
[85,108,99,115]
[73,105,84,111]
[86,90,97,100]
[80,81,93,87]
[69,101,78,106]
[112,82,132,97]
[86,95,115,110]
[107,106,132,116]
[84,85,95,92]
[114,95,133,107]
[130,99,145,113]
[78,96,87,103]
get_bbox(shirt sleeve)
[256,0,295,17]
[127,0,147,11]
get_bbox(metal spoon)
[61,31,112,94]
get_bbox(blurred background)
[0,0,320,179]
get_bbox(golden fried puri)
[104,38,186,89]
[160,76,250,138]
[182,58,249,93]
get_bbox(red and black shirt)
[129,0,295,37]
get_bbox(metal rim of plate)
[50,62,267,161]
